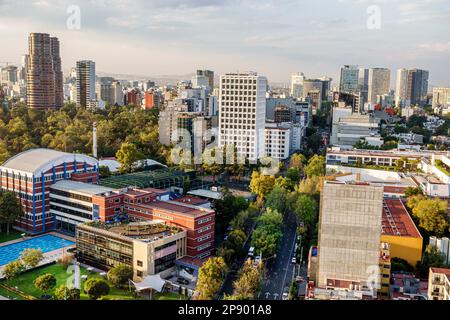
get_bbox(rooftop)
[141,200,213,219]
[84,219,184,243]
[430,267,450,278]
[0,148,98,175]
[382,199,422,238]
[51,180,115,197]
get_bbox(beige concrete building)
[428,268,450,300]
[316,181,384,293]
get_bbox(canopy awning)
[131,275,166,292]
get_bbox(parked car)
[248,247,255,258]
[291,257,297,264]
[282,292,289,300]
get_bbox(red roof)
[383,186,408,195]
[382,199,421,238]
[431,267,450,277]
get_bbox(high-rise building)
[26,33,63,109]
[76,60,96,108]
[339,65,359,93]
[218,72,267,162]
[316,181,384,294]
[432,87,450,110]
[395,68,429,107]
[318,77,332,101]
[291,72,305,99]
[1,65,18,84]
[196,70,214,89]
[368,68,391,104]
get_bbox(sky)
[0,0,449,86]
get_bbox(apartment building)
[265,123,291,160]
[428,268,450,300]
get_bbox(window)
[137,271,143,277]
[137,260,143,267]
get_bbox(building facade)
[26,33,63,109]
[368,68,391,104]
[218,72,267,162]
[0,149,99,234]
[316,182,384,293]
[76,60,97,108]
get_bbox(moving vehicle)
[291,257,297,264]
[248,247,255,257]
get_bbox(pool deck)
[0,232,76,280]
[0,232,75,248]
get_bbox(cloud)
[418,42,450,53]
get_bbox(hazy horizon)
[1,0,449,86]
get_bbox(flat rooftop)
[51,180,115,197]
[84,220,183,243]
[382,199,421,238]
[138,200,214,219]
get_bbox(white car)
[282,292,289,300]
[291,257,297,264]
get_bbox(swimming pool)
[0,234,75,266]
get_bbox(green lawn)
[0,263,137,300]
[0,229,22,244]
[154,292,187,300]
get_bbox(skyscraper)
[291,72,305,99]
[395,68,409,107]
[76,60,96,108]
[218,72,267,162]
[26,33,63,109]
[368,68,391,104]
[316,181,384,293]
[196,70,214,89]
[339,65,359,93]
[395,68,429,107]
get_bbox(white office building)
[265,123,291,160]
[219,72,267,162]
[291,72,305,99]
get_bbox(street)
[259,212,299,300]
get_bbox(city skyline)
[0,0,449,86]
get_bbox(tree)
[416,245,449,278]
[34,273,57,294]
[288,281,299,300]
[251,225,283,258]
[116,142,144,173]
[54,285,81,300]
[289,153,306,170]
[304,155,325,178]
[107,265,133,288]
[20,248,43,269]
[297,176,321,196]
[412,199,449,236]
[405,187,423,197]
[249,171,275,199]
[293,194,318,227]
[251,208,283,258]
[99,165,111,178]
[0,190,21,235]
[3,260,24,280]
[265,186,288,214]
[391,258,414,273]
[195,257,228,300]
[84,278,110,300]
[286,168,301,183]
[231,260,265,300]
